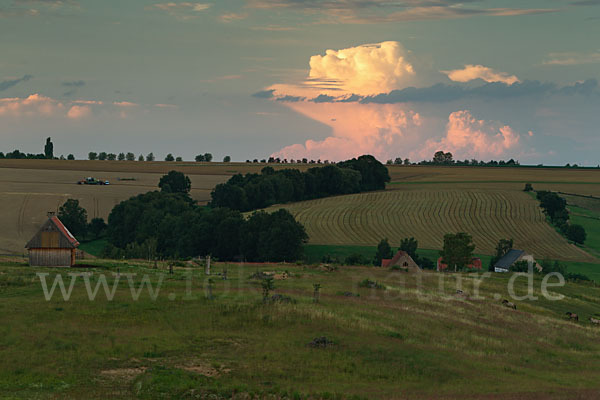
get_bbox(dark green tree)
[523,183,533,192]
[374,238,393,266]
[118,152,126,161]
[88,217,107,239]
[88,152,98,160]
[489,238,513,271]
[98,152,108,161]
[146,152,155,161]
[567,224,587,244]
[158,170,191,194]
[107,153,117,161]
[440,232,475,272]
[399,237,418,258]
[58,199,88,238]
[204,153,213,162]
[165,153,175,162]
[223,155,231,162]
[44,137,54,159]
[126,152,135,161]
[195,154,205,162]
[67,154,75,160]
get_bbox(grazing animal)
[589,317,600,325]
[566,312,579,322]
[502,299,517,310]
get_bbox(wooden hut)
[25,213,80,267]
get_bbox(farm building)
[493,249,540,273]
[437,257,482,272]
[382,250,420,270]
[25,213,80,267]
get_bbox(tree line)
[535,189,587,245]
[210,155,390,212]
[56,170,308,262]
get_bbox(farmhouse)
[493,249,540,273]
[381,250,420,270]
[25,213,80,267]
[437,257,482,272]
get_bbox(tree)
[338,155,390,191]
[204,153,213,162]
[88,152,98,160]
[433,151,453,165]
[489,238,513,271]
[374,238,393,266]
[223,155,231,162]
[159,170,191,194]
[146,152,155,162]
[67,154,75,160]
[58,199,88,238]
[195,154,205,162]
[440,233,475,271]
[567,224,587,244]
[404,158,410,165]
[98,152,108,161]
[176,156,182,162]
[524,183,533,192]
[126,152,135,161]
[44,137,54,159]
[165,153,175,162]
[118,152,125,161]
[138,154,144,161]
[88,217,107,239]
[107,153,117,161]
[537,191,567,222]
[399,237,418,258]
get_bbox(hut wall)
[28,248,73,267]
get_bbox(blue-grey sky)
[1,0,599,164]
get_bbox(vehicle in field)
[77,177,110,185]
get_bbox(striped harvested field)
[267,187,597,262]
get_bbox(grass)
[267,188,595,263]
[1,259,600,399]
[569,205,600,259]
[78,238,108,257]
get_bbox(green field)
[1,259,600,399]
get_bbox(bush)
[358,279,385,289]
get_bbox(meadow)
[1,258,600,399]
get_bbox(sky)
[1,0,599,165]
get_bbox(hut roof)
[25,216,80,249]
[494,249,526,269]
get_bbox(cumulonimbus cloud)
[268,41,416,98]
[258,41,528,162]
[416,110,521,160]
[442,64,520,85]
[0,94,65,117]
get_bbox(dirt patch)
[178,362,231,377]
[100,367,147,381]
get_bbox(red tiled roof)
[51,216,80,247]
[437,257,482,271]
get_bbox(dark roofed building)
[493,249,540,273]
[25,213,80,267]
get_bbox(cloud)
[306,41,415,95]
[570,0,600,5]
[67,104,91,119]
[0,93,64,117]
[0,74,33,91]
[442,64,520,85]
[151,2,211,19]
[1,0,79,18]
[113,101,138,107]
[416,110,521,160]
[543,51,600,66]
[252,89,275,98]
[219,12,248,22]
[62,80,85,87]
[245,0,557,23]
[271,102,423,161]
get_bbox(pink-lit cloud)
[0,94,65,117]
[442,64,520,85]
[271,102,422,161]
[67,105,91,119]
[415,110,521,160]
